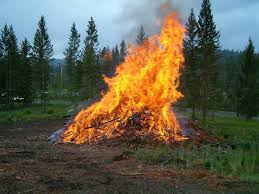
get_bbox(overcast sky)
[0,0,258,58]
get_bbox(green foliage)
[197,0,221,123]
[136,25,147,45]
[0,25,20,109]
[239,38,258,119]
[64,23,81,95]
[81,17,103,99]
[120,40,127,63]
[19,38,33,104]
[134,116,259,183]
[181,8,200,119]
[32,16,53,112]
[0,102,69,122]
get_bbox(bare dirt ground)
[0,120,256,194]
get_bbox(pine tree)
[32,16,53,112]
[112,45,120,74]
[20,39,33,104]
[239,38,258,119]
[136,25,147,45]
[81,17,103,99]
[101,47,112,77]
[197,0,220,123]
[0,28,4,107]
[64,23,80,95]
[182,8,200,119]
[120,40,127,63]
[0,25,19,108]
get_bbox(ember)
[61,13,186,144]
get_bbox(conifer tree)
[32,16,53,112]
[81,17,103,99]
[101,47,112,77]
[0,29,4,107]
[112,45,120,74]
[136,25,147,45]
[197,0,220,123]
[20,39,33,104]
[64,23,80,94]
[120,40,127,63]
[0,25,19,108]
[239,38,258,119]
[182,8,200,119]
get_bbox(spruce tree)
[136,25,147,45]
[0,25,19,108]
[197,0,220,123]
[120,40,127,63]
[81,17,103,99]
[0,29,4,107]
[64,23,80,95]
[20,39,33,104]
[32,16,53,112]
[112,45,120,74]
[101,47,112,77]
[239,38,258,119]
[182,8,200,119]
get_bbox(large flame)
[62,13,185,144]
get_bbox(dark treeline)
[0,0,258,122]
[181,0,259,122]
[0,16,130,111]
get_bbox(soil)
[0,119,257,194]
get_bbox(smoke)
[116,0,199,43]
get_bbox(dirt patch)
[0,120,257,194]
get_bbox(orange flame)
[62,13,185,144]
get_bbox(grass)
[206,117,259,142]
[0,101,70,122]
[134,116,259,183]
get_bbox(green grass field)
[133,116,259,183]
[0,101,70,122]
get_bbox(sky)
[0,0,258,58]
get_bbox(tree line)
[0,15,144,112]
[0,16,53,112]
[181,0,259,122]
[0,0,258,122]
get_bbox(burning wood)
[61,13,187,144]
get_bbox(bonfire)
[61,13,186,144]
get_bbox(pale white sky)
[0,0,258,58]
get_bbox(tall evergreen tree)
[19,39,33,104]
[101,47,113,77]
[239,38,258,119]
[0,28,4,107]
[136,25,147,45]
[81,17,103,99]
[182,8,200,119]
[112,45,120,74]
[120,40,127,63]
[0,25,19,108]
[32,16,53,112]
[64,23,80,94]
[197,0,220,123]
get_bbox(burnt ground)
[0,120,257,194]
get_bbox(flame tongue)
[62,13,185,144]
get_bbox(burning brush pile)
[60,13,187,144]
